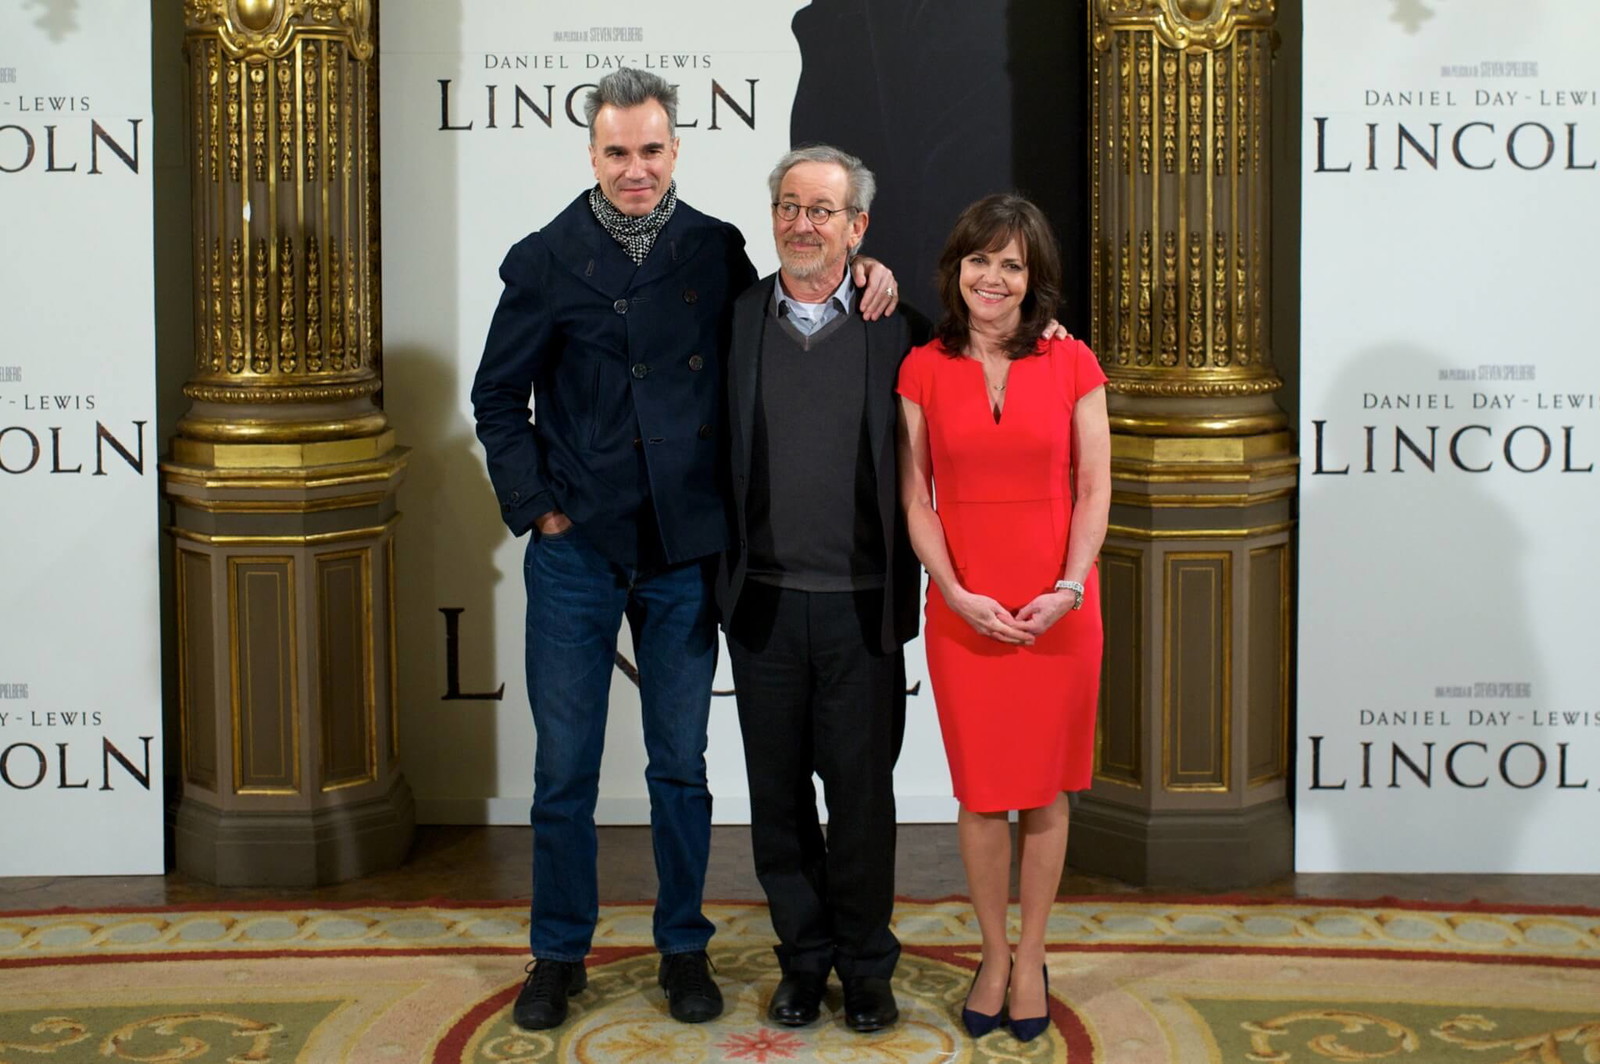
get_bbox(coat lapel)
[541,192,709,298]
[863,308,896,476]
[729,277,774,494]
[629,204,708,291]
[542,195,637,298]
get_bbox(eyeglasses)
[772,201,856,224]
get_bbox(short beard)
[778,248,844,282]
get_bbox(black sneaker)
[658,949,723,1023]
[512,958,587,1030]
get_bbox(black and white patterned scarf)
[588,181,679,265]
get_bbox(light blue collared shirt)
[772,268,856,336]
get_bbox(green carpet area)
[3,898,1597,1062]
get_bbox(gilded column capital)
[1090,0,1285,435]
[1095,0,1274,53]
[176,0,385,449]
[185,0,373,62]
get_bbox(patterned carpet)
[3,897,1599,1063]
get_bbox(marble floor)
[3,824,1596,912]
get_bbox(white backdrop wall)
[380,2,955,825]
[0,2,162,873]
[1298,0,1600,872]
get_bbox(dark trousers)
[726,582,905,979]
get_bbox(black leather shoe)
[658,950,724,1023]
[842,976,899,1032]
[513,958,586,1030]
[767,971,828,1027]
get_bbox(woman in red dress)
[896,195,1110,1042]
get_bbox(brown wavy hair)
[933,194,1062,360]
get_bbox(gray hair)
[767,145,876,214]
[583,68,679,140]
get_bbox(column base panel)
[174,776,416,887]
[1067,792,1292,890]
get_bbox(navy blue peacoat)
[472,192,758,567]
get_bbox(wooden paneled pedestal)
[1070,431,1295,888]
[164,437,413,886]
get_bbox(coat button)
[698,424,713,439]
[613,299,628,314]
[683,288,698,304]
[631,363,649,378]
[688,354,704,371]
[632,437,643,450]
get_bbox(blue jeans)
[523,528,717,960]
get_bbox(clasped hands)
[948,586,1078,645]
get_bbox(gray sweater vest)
[745,311,887,591]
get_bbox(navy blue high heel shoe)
[1006,965,1051,1043]
[960,962,1007,1037]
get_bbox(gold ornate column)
[1070,0,1295,887]
[162,0,413,885]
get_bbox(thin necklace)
[978,356,1009,422]
[979,358,1009,391]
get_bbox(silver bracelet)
[1054,579,1085,610]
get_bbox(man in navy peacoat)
[471,69,753,1033]
[475,192,752,566]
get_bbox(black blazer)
[472,193,757,567]
[718,275,931,654]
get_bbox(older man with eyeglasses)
[716,146,930,1033]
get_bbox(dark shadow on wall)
[387,343,508,779]
[1296,343,1546,873]
[788,0,1089,332]
[153,0,193,805]
[1007,1,1087,334]
[25,0,79,41]
[1276,0,1304,816]
[377,2,510,818]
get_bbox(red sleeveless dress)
[897,337,1107,812]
